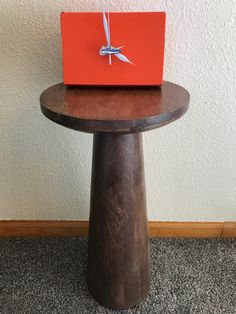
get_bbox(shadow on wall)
[0,2,93,219]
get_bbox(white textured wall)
[0,0,236,221]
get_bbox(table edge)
[40,102,189,134]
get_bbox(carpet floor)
[0,238,235,314]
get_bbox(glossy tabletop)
[40,81,190,134]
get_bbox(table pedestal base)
[87,133,150,309]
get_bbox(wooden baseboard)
[221,222,236,238]
[0,220,235,238]
[0,221,89,238]
[148,221,224,238]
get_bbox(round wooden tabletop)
[40,82,190,134]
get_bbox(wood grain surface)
[87,133,150,309]
[40,81,189,134]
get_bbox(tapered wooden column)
[88,133,149,309]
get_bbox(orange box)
[61,12,166,86]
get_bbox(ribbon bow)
[99,12,133,65]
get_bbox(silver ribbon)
[99,12,133,65]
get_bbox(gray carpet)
[0,238,235,314]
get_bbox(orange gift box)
[61,12,166,86]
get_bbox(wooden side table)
[40,82,189,310]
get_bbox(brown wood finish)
[221,222,236,238]
[39,81,190,309]
[40,82,189,134]
[88,133,149,309]
[0,220,88,237]
[1,220,235,238]
[149,221,223,238]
